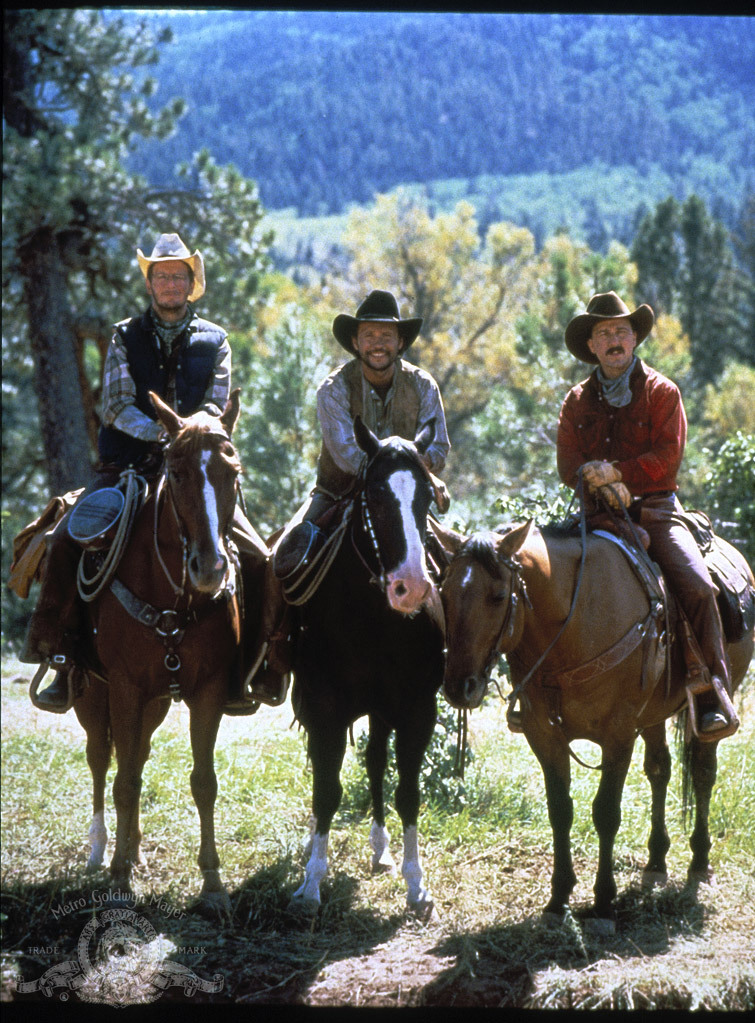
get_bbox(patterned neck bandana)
[150,305,193,358]
[597,356,637,408]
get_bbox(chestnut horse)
[73,391,243,916]
[441,521,754,933]
[289,417,445,920]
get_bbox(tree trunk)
[20,228,95,494]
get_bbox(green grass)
[2,656,754,1007]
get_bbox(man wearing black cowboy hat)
[274,289,450,574]
[556,291,737,740]
[20,232,290,714]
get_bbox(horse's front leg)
[74,679,112,871]
[289,724,348,914]
[641,722,672,884]
[366,715,396,874]
[394,715,437,921]
[188,689,229,918]
[687,734,719,883]
[108,679,148,892]
[590,740,635,932]
[527,727,576,922]
[128,697,171,867]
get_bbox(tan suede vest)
[315,359,421,496]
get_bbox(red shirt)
[557,360,687,497]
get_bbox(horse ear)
[354,415,380,458]
[497,519,534,559]
[221,388,241,437]
[414,417,436,455]
[150,391,184,437]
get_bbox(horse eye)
[490,591,508,605]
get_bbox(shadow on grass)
[419,879,711,1007]
[1,855,406,1006]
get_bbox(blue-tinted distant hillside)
[122,10,755,230]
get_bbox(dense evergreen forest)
[127,10,755,241]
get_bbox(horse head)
[354,415,441,619]
[150,389,241,594]
[441,521,533,709]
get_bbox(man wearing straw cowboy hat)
[556,290,738,740]
[273,289,450,577]
[20,232,290,713]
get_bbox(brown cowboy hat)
[565,291,654,363]
[137,232,205,303]
[332,290,423,354]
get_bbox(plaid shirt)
[100,311,231,442]
[557,360,686,496]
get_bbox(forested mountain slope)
[127,10,755,228]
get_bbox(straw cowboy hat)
[332,290,423,354]
[137,233,205,303]
[565,291,654,363]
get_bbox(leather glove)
[429,471,451,514]
[580,460,622,489]
[596,481,632,511]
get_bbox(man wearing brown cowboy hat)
[556,291,737,739]
[274,289,450,575]
[21,232,290,714]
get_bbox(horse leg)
[74,679,111,871]
[529,732,576,922]
[289,725,348,913]
[687,735,719,883]
[366,715,396,875]
[394,717,437,921]
[127,697,171,868]
[108,681,147,892]
[641,722,672,885]
[188,693,229,918]
[590,741,635,933]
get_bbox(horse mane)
[459,531,504,580]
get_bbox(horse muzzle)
[187,548,229,593]
[386,572,434,616]
[442,673,487,710]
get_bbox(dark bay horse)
[73,390,243,915]
[441,521,754,933]
[289,417,446,920]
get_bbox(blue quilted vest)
[98,307,226,467]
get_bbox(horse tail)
[674,710,694,829]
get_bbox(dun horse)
[289,417,445,920]
[72,391,243,915]
[441,521,753,932]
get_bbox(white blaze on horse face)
[385,469,433,615]
[187,449,227,590]
[461,565,473,590]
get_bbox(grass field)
[2,655,754,1009]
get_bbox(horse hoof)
[642,869,668,888]
[287,894,320,917]
[371,857,397,876]
[584,916,616,937]
[687,867,716,887]
[200,889,232,921]
[540,911,565,929]
[408,897,439,924]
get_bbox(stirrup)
[29,658,77,715]
[506,698,524,733]
[684,674,739,742]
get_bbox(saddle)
[670,509,755,644]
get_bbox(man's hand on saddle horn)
[579,460,622,490]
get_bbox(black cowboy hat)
[565,291,654,364]
[332,290,423,354]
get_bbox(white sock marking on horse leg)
[88,810,107,869]
[401,825,430,907]
[293,831,328,905]
[369,820,396,873]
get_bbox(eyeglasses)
[152,273,190,285]
[592,326,635,342]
